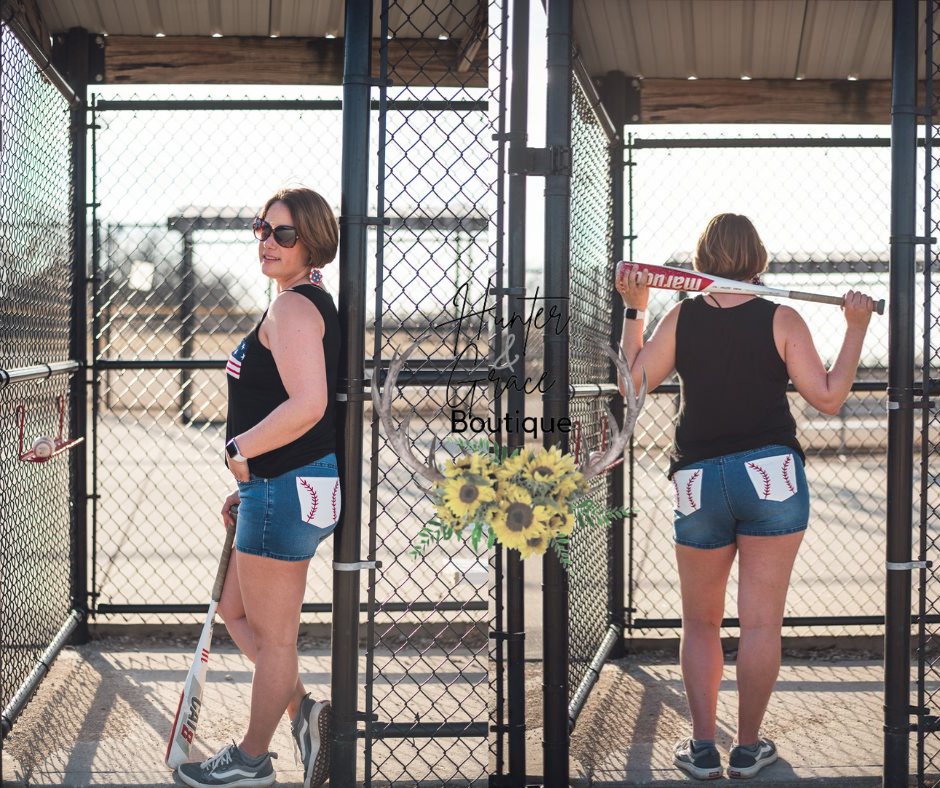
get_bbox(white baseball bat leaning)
[616,261,885,316]
[165,505,237,770]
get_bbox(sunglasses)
[253,218,298,249]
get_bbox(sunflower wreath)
[372,338,646,571]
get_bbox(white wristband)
[623,307,645,321]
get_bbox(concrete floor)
[1,637,914,787]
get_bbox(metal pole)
[885,0,918,784]
[599,70,628,660]
[543,0,572,784]
[0,2,81,108]
[331,3,372,786]
[504,0,530,782]
[67,26,90,646]
[179,228,195,422]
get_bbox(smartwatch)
[225,438,247,463]
[623,307,645,321]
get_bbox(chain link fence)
[566,74,618,701]
[626,132,897,637]
[0,26,75,728]
[363,1,497,784]
[918,1,940,779]
[90,93,346,622]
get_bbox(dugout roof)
[14,0,922,122]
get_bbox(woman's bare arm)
[776,291,874,416]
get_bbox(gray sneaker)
[291,695,331,788]
[728,738,777,779]
[178,741,277,788]
[674,738,722,780]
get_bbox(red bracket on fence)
[572,413,625,478]
[17,395,85,463]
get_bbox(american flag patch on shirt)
[227,338,248,379]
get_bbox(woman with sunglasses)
[616,214,875,781]
[178,188,340,788]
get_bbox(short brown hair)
[260,187,339,269]
[693,213,767,281]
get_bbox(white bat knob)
[31,436,55,459]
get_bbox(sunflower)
[433,505,469,534]
[441,474,497,519]
[548,509,574,537]
[490,483,553,553]
[494,449,532,483]
[443,453,496,480]
[523,446,575,484]
[518,530,551,559]
[553,473,585,503]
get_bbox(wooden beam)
[103,36,486,88]
[8,0,51,57]
[640,79,923,124]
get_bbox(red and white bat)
[165,507,237,770]
[616,261,885,315]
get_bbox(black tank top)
[225,284,340,478]
[669,295,804,478]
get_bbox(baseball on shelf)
[32,436,55,459]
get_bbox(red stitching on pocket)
[300,478,318,522]
[686,469,701,510]
[782,455,796,494]
[331,480,339,521]
[747,462,771,498]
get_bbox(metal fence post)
[543,0,572,784]
[68,25,90,646]
[505,0,531,782]
[599,70,628,660]
[885,0,918,784]
[331,2,373,786]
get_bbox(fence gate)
[89,95,345,625]
[0,22,86,738]
[360,1,500,785]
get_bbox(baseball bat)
[616,261,885,315]
[165,505,237,770]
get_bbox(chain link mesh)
[0,27,74,725]
[919,2,940,779]
[626,131,894,637]
[566,76,617,700]
[90,92,345,623]
[365,2,498,784]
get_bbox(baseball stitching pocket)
[296,477,342,529]
[744,454,798,502]
[672,468,704,516]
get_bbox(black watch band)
[225,438,247,463]
[623,307,645,321]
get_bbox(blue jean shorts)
[235,454,340,561]
[671,445,809,550]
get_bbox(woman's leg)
[735,531,804,744]
[221,551,310,755]
[676,542,737,740]
[217,550,307,721]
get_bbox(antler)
[372,339,446,494]
[580,341,647,482]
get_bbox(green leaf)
[470,521,484,553]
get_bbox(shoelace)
[291,737,301,768]
[201,742,236,773]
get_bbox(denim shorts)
[671,445,809,550]
[235,454,340,561]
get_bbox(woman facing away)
[177,187,341,788]
[616,214,875,780]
